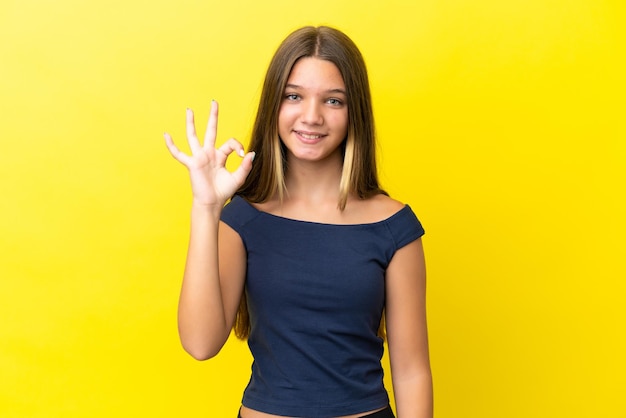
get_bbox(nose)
[301,99,323,125]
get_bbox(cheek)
[277,112,287,136]
[278,107,295,130]
[332,111,349,134]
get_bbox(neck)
[283,151,344,205]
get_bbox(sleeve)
[387,205,425,250]
[220,196,247,234]
[220,195,260,238]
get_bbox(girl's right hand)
[164,101,254,209]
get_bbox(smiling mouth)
[296,131,325,140]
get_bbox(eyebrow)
[285,84,347,95]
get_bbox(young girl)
[164,26,432,418]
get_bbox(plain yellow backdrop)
[1,0,624,417]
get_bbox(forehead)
[286,57,345,90]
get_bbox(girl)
[165,26,432,418]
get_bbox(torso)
[233,193,405,418]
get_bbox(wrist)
[190,199,224,220]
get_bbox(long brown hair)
[234,26,387,340]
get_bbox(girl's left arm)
[385,238,433,418]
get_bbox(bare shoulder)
[244,195,285,217]
[352,193,406,223]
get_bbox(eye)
[285,93,300,101]
[326,98,343,106]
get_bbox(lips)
[294,130,326,144]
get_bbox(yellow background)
[1,0,624,417]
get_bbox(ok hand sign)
[164,101,254,209]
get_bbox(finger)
[185,108,202,154]
[217,137,246,158]
[203,100,218,150]
[230,152,256,186]
[164,133,192,166]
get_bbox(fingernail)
[251,152,256,162]
[238,149,245,157]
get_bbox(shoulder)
[370,193,406,216]
[361,194,425,249]
[247,196,280,215]
[351,193,406,224]
[221,195,262,231]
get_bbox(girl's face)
[278,57,348,164]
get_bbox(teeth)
[299,132,322,139]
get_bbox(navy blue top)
[221,195,425,418]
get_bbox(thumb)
[231,152,255,187]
